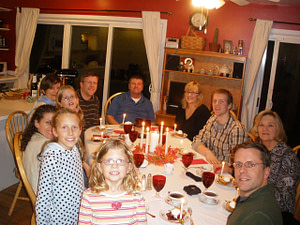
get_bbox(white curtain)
[142,11,161,112]
[241,19,273,130]
[15,7,40,88]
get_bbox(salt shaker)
[146,173,152,190]
[141,174,146,191]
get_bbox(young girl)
[35,108,84,224]
[78,140,147,225]
[21,104,56,194]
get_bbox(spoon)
[146,211,156,218]
[188,207,194,225]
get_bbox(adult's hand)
[205,150,220,164]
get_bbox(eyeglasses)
[101,159,129,166]
[63,95,75,102]
[233,161,265,169]
[84,81,98,85]
[185,91,199,95]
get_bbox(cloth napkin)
[183,185,201,196]
[113,130,125,134]
[191,159,208,165]
[186,171,202,182]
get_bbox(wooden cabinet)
[157,48,247,124]
[0,7,11,51]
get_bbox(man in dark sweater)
[227,142,283,225]
[76,71,100,132]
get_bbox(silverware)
[188,207,194,225]
[146,211,156,218]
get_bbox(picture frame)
[0,62,7,75]
[223,40,233,54]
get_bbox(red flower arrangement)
[133,144,178,166]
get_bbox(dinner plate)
[159,209,190,224]
[215,174,236,189]
[198,194,220,206]
[171,132,188,139]
[222,201,235,213]
[165,196,188,207]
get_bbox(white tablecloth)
[84,125,235,225]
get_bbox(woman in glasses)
[250,110,300,224]
[78,140,147,225]
[175,81,210,141]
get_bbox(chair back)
[5,111,28,152]
[293,145,300,155]
[104,92,124,117]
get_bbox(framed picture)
[223,40,233,54]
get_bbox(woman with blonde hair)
[250,110,300,224]
[78,140,147,224]
[175,81,210,140]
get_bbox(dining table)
[84,125,236,225]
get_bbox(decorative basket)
[181,26,206,51]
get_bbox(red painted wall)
[1,0,300,71]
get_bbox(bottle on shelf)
[31,74,38,98]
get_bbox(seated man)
[106,74,155,124]
[227,142,282,225]
[76,71,100,132]
[192,89,248,171]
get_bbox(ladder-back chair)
[104,92,124,119]
[5,111,29,216]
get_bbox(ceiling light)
[192,0,225,9]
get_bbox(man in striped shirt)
[192,89,248,173]
[77,71,100,132]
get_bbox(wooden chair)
[5,111,29,216]
[293,145,300,155]
[248,133,255,141]
[103,92,124,118]
[14,132,36,225]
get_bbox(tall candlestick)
[150,131,159,153]
[140,121,145,148]
[159,121,164,145]
[220,161,225,175]
[165,127,169,155]
[145,127,149,154]
[99,117,102,126]
[174,123,177,132]
[122,113,126,124]
[179,198,184,219]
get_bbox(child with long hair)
[78,140,147,225]
[35,108,84,224]
[21,104,56,194]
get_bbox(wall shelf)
[0,48,9,51]
[0,28,10,31]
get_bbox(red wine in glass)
[202,172,215,190]
[152,175,166,198]
[182,153,194,170]
[124,123,133,134]
[133,153,144,168]
[129,131,138,144]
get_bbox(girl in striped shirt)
[79,140,147,225]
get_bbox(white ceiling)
[244,0,300,5]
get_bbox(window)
[30,13,167,115]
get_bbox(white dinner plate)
[222,201,235,214]
[215,174,236,190]
[198,194,220,206]
[159,209,190,224]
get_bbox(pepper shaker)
[141,174,146,191]
[146,173,152,190]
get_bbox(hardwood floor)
[0,183,32,225]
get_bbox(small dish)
[216,174,236,189]
[159,209,190,224]
[165,196,188,207]
[198,194,220,206]
[171,132,188,139]
[222,201,236,213]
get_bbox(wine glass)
[202,171,215,190]
[133,153,144,169]
[152,175,166,199]
[124,123,133,134]
[129,131,138,146]
[182,153,194,171]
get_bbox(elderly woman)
[250,110,300,222]
[175,81,210,141]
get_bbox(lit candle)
[145,127,150,154]
[165,127,169,155]
[140,121,145,148]
[99,117,102,127]
[174,123,177,132]
[159,121,164,145]
[150,131,159,153]
[122,113,126,124]
[220,161,225,175]
[179,198,184,219]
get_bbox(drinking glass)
[202,172,215,190]
[124,123,133,134]
[133,153,144,169]
[152,175,166,198]
[182,153,194,171]
[129,131,138,146]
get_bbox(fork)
[188,207,194,225]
